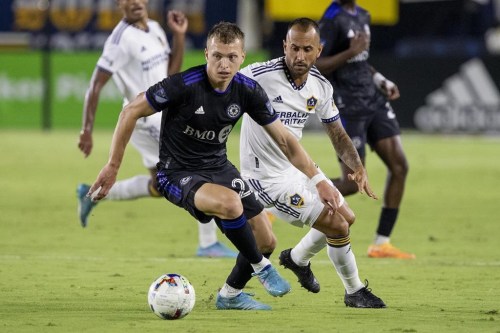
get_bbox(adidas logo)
[414,58,500,133]
[194,106,205,114]
[272,95,283,103]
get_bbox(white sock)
[198,220,218,248]
[291,228,327,266]
[374,235,390,245]
[105,175,151,200]
[251,257,271,273]
[327,243,364,294]
[219,283,242,298]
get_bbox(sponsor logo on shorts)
[180,176,192,186]
[351,136,363,150]
[289,193,304,208]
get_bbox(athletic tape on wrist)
[372,72,386,88]
[310,173,328,186]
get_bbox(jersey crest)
[226,103,241,118]
[306,96,318,111]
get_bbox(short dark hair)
[287,17,320,36]
[207,21,245,46]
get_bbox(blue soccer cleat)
[196,242,238,258]
[77,184,97,228]
[252,265,291,297]
[216,292,271,310]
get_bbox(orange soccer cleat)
[367,243,416,259]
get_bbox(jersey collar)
[281,57,307,91]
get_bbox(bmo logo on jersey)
[183,124,233,143]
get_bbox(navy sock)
[226,252,272,290]
[377,207,399,237]
[221,214,262,264]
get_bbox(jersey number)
[232,178,252,199]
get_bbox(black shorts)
[339,101,401,159]
[156,162,264,225]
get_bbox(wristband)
[310,173,328,186]
[372,72,386,89]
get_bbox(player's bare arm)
[88,93,155,201]
[79,68,112,157]
[167,10,188,75]
[324,121,377,199]
[263,119,341,211]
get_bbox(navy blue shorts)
[339,101,401,159]
[156,162,264,224]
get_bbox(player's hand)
[381,80,400,101]
[87,164,118,202]
[347,168,378,200]
[349,31,369,56]
[167,10,188,35]
[316,180,342,215]
[78,130,93,158]
[373,72,400,101]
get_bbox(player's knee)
[390,157,409,180]
[325,221,349,237]
[344,211,355,226]
[217,192,244,218]
[318,212,350,236]
[259,235,276,253]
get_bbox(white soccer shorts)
[130,112,162,169]
[245,168,344,228]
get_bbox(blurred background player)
[315,0,414,259]
[239,18,385,308]
[76,0,236,258]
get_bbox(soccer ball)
[147,273,196,320]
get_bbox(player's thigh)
[366,102,401,150]
[194,183,243,218]
[367,107,407,168]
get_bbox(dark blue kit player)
[316,0,414,259]
[88,22,340,310]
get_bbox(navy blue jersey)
[319,2,385,117]
[145,64,277,171]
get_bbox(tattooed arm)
[324,121,377,199]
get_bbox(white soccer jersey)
[239,57,340,182]
[97,19,170,104]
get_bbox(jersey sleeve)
[145,74,184,112]
[314,82,339,123]
[239,65,254,79]
[246,83,278,126]
[96,39,131,74]
[317,96,340,124]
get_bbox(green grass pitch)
[0,130,499,332]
